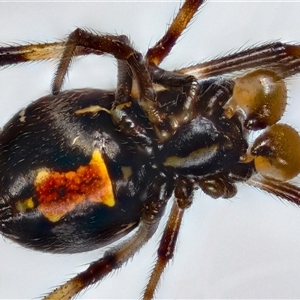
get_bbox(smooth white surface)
[1,1,300,299]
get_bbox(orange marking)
[35,150,115,222]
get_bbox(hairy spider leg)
[178,42,300,79]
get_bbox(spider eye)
[251,123,300,181]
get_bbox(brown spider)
[1,1,300,299]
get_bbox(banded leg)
[178,42,300,79]
[0,42,99,66]
[143,177,194,300]
[43,172,173,300]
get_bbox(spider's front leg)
[179,42,300,79]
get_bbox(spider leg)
[43,172,173,300]
[112,38,156,156]
[0,0,204,68]
[146,0,205,66]
[143,177,194,300]
[51,31,146,95]
[247,176,300,206]
[150,65,201,129]
[178,42,300,79]
[114,36,133,102]
[0,42,96,66]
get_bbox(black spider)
[1,1,300,299]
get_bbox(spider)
[0,1,300,298]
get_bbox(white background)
[1,1,300,299]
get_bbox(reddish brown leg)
[143,178,194,300]
[146,0,205,66]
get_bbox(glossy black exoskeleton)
[0,78,250,252]
[0,90,151,253]
[1,1,300,299]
